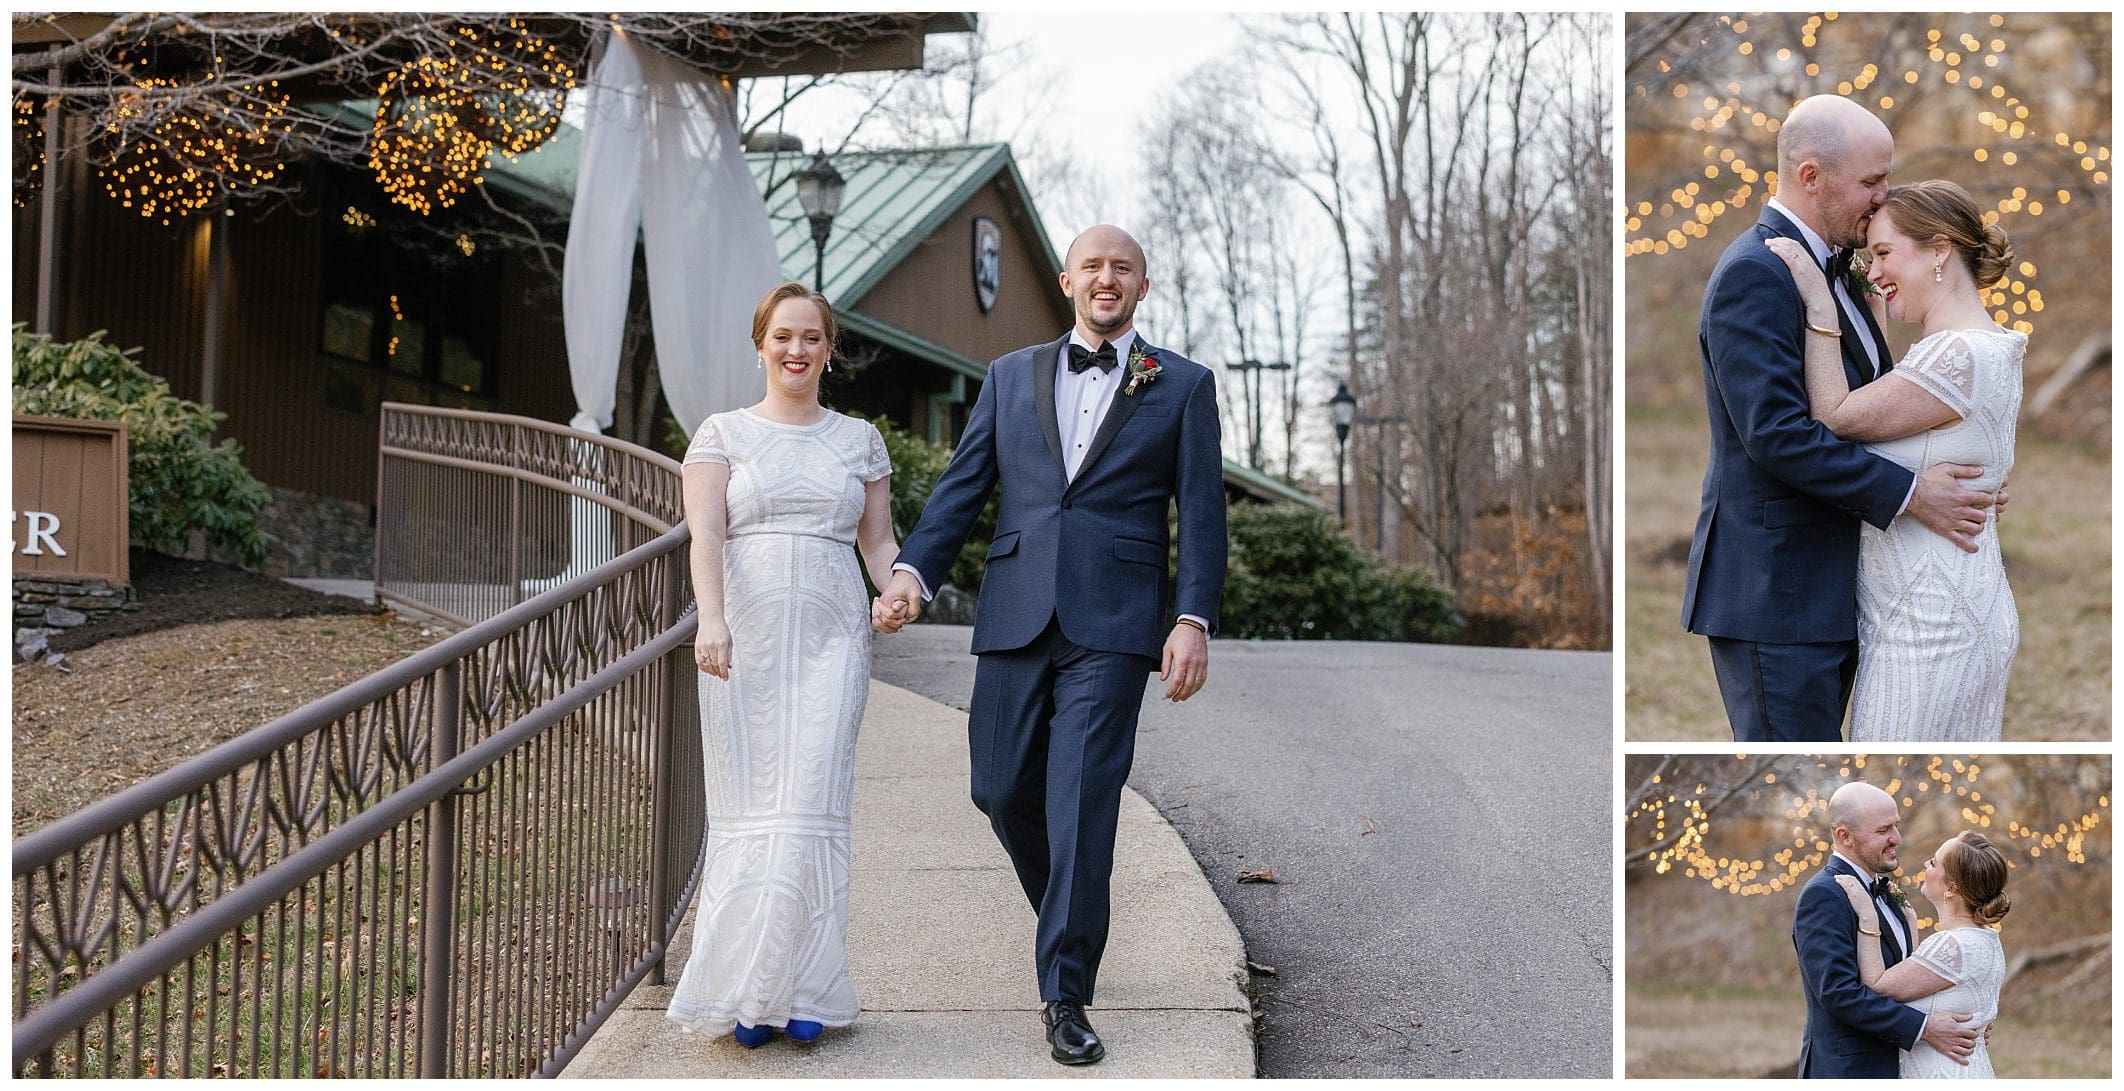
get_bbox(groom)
[874,224,1227,1065]
[1793,783,1980,1077]
[1683,94,1995,740]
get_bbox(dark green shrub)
[860,415,996,593]
[12,325,271,566]
[1220,502,1460,642]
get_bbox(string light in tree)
[97,79,293,226]
[368,20,577,215]
[1629,754,2109,926]
[13,94,43,206]
[1626,13,2107,339]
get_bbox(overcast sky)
[778,12,1251,243]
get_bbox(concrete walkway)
[560,681,1256,1078]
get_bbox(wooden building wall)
[13,161,576,506]
[854,178,1073,366]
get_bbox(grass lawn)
[1625,980,2110,1078]
[1623,406,2109,740]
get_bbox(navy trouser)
[967,616,1155,1004]
[1707,636,1856,742]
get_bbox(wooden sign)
[12,416,129,585]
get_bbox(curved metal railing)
[12,406,702,1078]
[375,403,686,627]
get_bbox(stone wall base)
[14,576,135,649]
[202,485,376,579]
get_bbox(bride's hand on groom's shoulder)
[1763,237,1835,324]
[1832,875,1880,928]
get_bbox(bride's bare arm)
[1833,876,1955,1001]
[1763,238,1962,443]
[856,475,900,591]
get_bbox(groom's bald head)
[1828,782,1903,875]
[1064,224,1148,273]
[1774,95,1894,249]
[1777,94,1890,179]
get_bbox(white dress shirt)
[1057,329,1133,480]
[893,328,1209,636]
[1831,850,1913,957]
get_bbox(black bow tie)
[1869,876,1893,899]
[1826,248,1854,283]
[1068,341,1117,374]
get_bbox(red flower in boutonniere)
[1124,344,1162,395]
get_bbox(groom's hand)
[872,571,924,633]
[1161,622,1209,702]
[1919,1010,1980,1065]
[1906,463,1992,554]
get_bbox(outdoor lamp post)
[1329,381,1357,526]
[794,151,845,293]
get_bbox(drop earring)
[756,355,764,369]
[825,357,832,373]
[1934,262,1944,283]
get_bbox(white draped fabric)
[562,30,781,437]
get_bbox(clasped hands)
[871,571,924,634]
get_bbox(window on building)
[320,214,501,416]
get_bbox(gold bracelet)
[1806,321,1842,338]
[1857,925,1881,936]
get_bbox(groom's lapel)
[1031,334,1068,478]
[1831,297,1877,389]
[1760,208,1876,388]
[1829,857,1906,964]
[1857,294,1894,377]
[1068,337,1153,489]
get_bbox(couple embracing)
[1685,95,2025,741]
[1793,782,2012,1079]
[661,225,1226,1066]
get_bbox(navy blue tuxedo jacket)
[1682,207,1915,644]
[1792,855,1928,1078]
[897,334,1227,661]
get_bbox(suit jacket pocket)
[1829,1032,1876,1057]
[1112,536,1166,566]
[987,531,1021,560]
[1130,403,1172,418]
[1763,495,1839,529]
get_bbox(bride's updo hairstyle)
[1877,179,2016,290]
[1943,831,2012,926]
[751,282,838,351]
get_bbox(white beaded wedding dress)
[1848,327,2024,741]
[1899,927,2004,1078]
[666,408,891,1036]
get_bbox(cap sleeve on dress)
[860,422,893,483]
[1911,929,1968,984]
[683,415,729,466]
[1893,331,1978,419]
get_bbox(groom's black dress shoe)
[1043,1001,1105,1065]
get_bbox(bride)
[1766,180,2023,740]
[1833,831,2011,1078]
[664,284,899,1048]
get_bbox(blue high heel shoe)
[785,1020,825,1042]
[733,1023,778,1048]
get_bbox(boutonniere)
[1124,344,1162,395]
[1845,251,1883,300]
[1880,876,1909,912]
